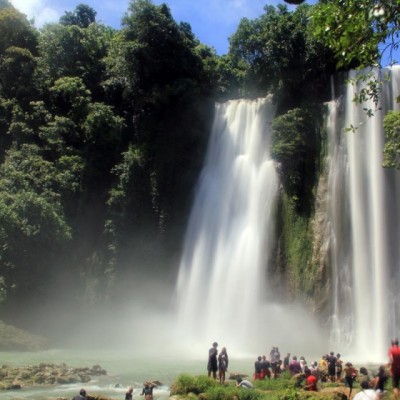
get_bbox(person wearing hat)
[72,388,87,400]
[207,342,218,379]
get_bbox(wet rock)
[0,363,108,389]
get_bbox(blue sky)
[9,0,317,55]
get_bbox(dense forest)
[0,0,398,342]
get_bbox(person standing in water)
[208,342,218,379]
[218,346,229,384]
[141,381,157,400]
[125,386,134,400]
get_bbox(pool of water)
[0,349,254,399]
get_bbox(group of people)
[73,338,400,400]
[248,340,400,398]
[71,381,157,400]
[207,342,229,384]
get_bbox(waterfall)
[175,97,326,357]
[175,97,278,354]
[326,66,400,362]
[174,67,400,362]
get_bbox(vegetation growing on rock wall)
[279,192,314,298]
[383,110,400,169]
[271,108,320,214]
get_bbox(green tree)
[311,0,400,69]
[0,7,37,55]
[0,144,72,301]
[102,0,213,276]
[271,108,320,212]
[311,0,400,167]
[0,47,37,102]
[49,76,91,121]
[119,0,204,104]
[60,4,97,28]
[228,4,336,108]
[37,22,113,99]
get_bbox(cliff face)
[268,105,333,323]
[309,168,332,320]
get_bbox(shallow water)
[0,349,254,400]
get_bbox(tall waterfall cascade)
[175,98,278,354]
[175,97,325,357]
[326,66,400,362]
[175,67,400,362]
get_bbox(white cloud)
[34,7,59,26]
[9,0,59,26]
[10,0,43,16]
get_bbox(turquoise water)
[0,349,253,399]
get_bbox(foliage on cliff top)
[228,3,336,107]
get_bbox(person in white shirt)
[353,380,378,400]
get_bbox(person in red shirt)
[389,339,400,399]
[304,368,318,391]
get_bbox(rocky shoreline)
[0,362,107,390]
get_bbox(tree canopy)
[311,0,400,69]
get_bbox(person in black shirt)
[207,342,218,379]
[141,381,157,400]
[72,389,87,400]
[125,386,133,400]
[326,352,337,382]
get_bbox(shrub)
[170,374,217,395]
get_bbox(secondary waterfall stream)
[326,67,400,362]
